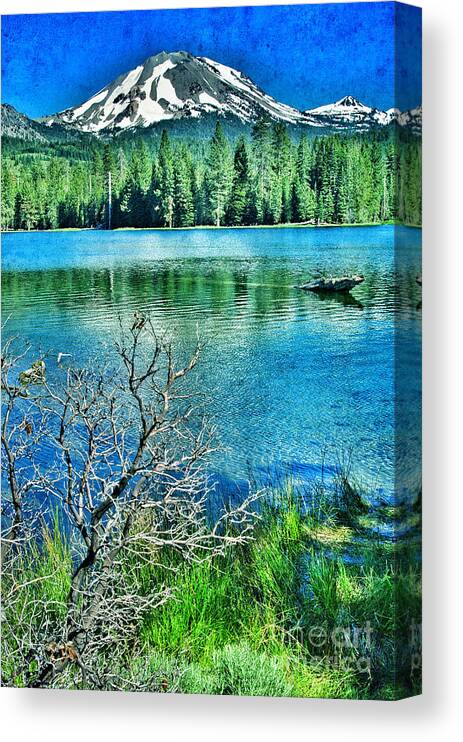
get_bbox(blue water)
[1,225,421,501]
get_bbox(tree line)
[1,118,422,231]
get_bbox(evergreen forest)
[1,118,422,231]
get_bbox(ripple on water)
[1,225,422,500]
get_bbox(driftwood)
[299,275,364,293]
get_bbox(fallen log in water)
[298,275,365,293]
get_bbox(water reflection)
[2,225,421,500]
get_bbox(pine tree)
[251,115,273,223]
[1,159,16,230]
[226,137,252,226]
[14,180,39,230]
[116,147,129,192]
[117,180,133,227]
[270,123,293,223]
[292,134,315,223]
[44,157,65,229]
[174,145,195,227]
[156,130,175,227]
[205,121,232,226]
[130,139,152,191]
[103,143,116,180]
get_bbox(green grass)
[1,517,72,686]
[1,480,421,699]
[133,484,421,699]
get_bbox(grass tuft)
[1,476,421,698]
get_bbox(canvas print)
[0,2,422,699]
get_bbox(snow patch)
[156,74,182,108]
[198,91,221,109]
[72,88,109,118]
[199,57,251,94]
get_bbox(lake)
[1,225,421,502]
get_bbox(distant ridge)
[303,95,422,133]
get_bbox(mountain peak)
[142,50,192,65]
[45,50,303,133]
[39,52,420,136]
[335,95,365,108]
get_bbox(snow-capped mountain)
[303,95,422,133]
[41,52,421,136]
[305,95,378,122]
[305,96,386,128]
[44,51,304,133]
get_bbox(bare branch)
[1,315,260,690]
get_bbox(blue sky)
[1,2,421,118]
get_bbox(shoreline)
[1,220,422,235]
